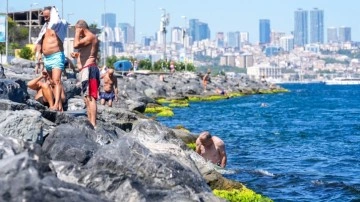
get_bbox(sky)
[1,0,359,43]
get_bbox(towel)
[35,6,68,45]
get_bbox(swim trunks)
[100,91,115,101]
[80,64,100,99]
[43,51,65,71]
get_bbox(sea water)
[157,84,360,201]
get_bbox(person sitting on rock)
[100,68,118,107]
[196,131,227,168]
[27,70,66,110]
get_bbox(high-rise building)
[294,9,308,46]
[189,19,210,43]
[271,31,285,45]
[216,32,225,48]
[240,32,249,45]
[227,31,240,48]
[119,23,134,44]
[259,19,270,44]
[280,35,294,52]
[327,27,338,43]
[171,27,182,44]
[310,8,324,44]
[338,26,351,42]
[101,13,116,28]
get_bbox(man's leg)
[87,96,97,127]
[51,68,63,110]
[108,99,113,107]
[40,82,54,108]
[100,98,106,105]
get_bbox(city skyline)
[2,0,358,43]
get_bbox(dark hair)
[43,6,52,11]
[76,20,89,29]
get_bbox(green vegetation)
[169,103,190,108]
[0,17,29,56]
[144,106,171,113]
[213,188,273,202]
[186,143,196,151]
[156,110,174,117]
[18,46,33,60]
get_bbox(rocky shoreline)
[0,58,285,201]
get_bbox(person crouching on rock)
[100,68,118,107]
[196,131,227,168]
[27,70,66,110]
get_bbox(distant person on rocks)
[170,61,175,74]
[72,19,100,127]
[27,70,65,110]
[215,87,227,96]
[0,64,5,78]
[35,6,68,111]
[196,131,227,168]
[202,69,211,92]
[133,60,138,72]
[100,68,118,107]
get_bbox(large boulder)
[0,79,29,103]
[54,136,222,202]
[10,58,36,69]
[0,135,109,202]
[0,109,45,144]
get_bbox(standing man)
[202,69,211,92]
[100,68,118,107]
[72,20,100,127]
[35,6,68,111]
[196,131,227,168]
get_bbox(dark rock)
[0,99,28,111]
[0,109,45,144]
[0,79,29,103]
[42,121,99,166]
[10,58,36,69]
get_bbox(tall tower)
[259,19,270,44]
[338,26,351,42]
[327,27,338,43]
[101,13,116,28]
[310,8,324,44]
[294,9,308,46]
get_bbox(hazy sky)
[2,0,358,42]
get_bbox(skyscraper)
[280,35,294,52]
[294,9,308,46]
[101,13,116,28]
[310,8,324,44]
[259,19,270,44]
[189,19,210,43]
[338,26,351,42]
[227,31,240,48]
[327,27,338,43]
[119,23,134,44]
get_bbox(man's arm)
[27,75,44,90]
[113,76,118,100]
[217,142,227,168]
[73,29,92,49]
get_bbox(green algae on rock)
[169,103,190,108]
[156,110,174,117]
[213,188,273,202]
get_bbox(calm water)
[157,84,360,202]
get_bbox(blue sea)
[157,84,360,202]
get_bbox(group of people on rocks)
[26,6,228,168]
[27,6,117,127]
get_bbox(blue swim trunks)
[100,91,115,101]
[43,51,65,71]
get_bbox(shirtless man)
[100,69,118,107]
[202,69,211,92]
[196,131,227,168]
[27,71,65,109]
[35,6,67,111]
[72,20,100,127]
